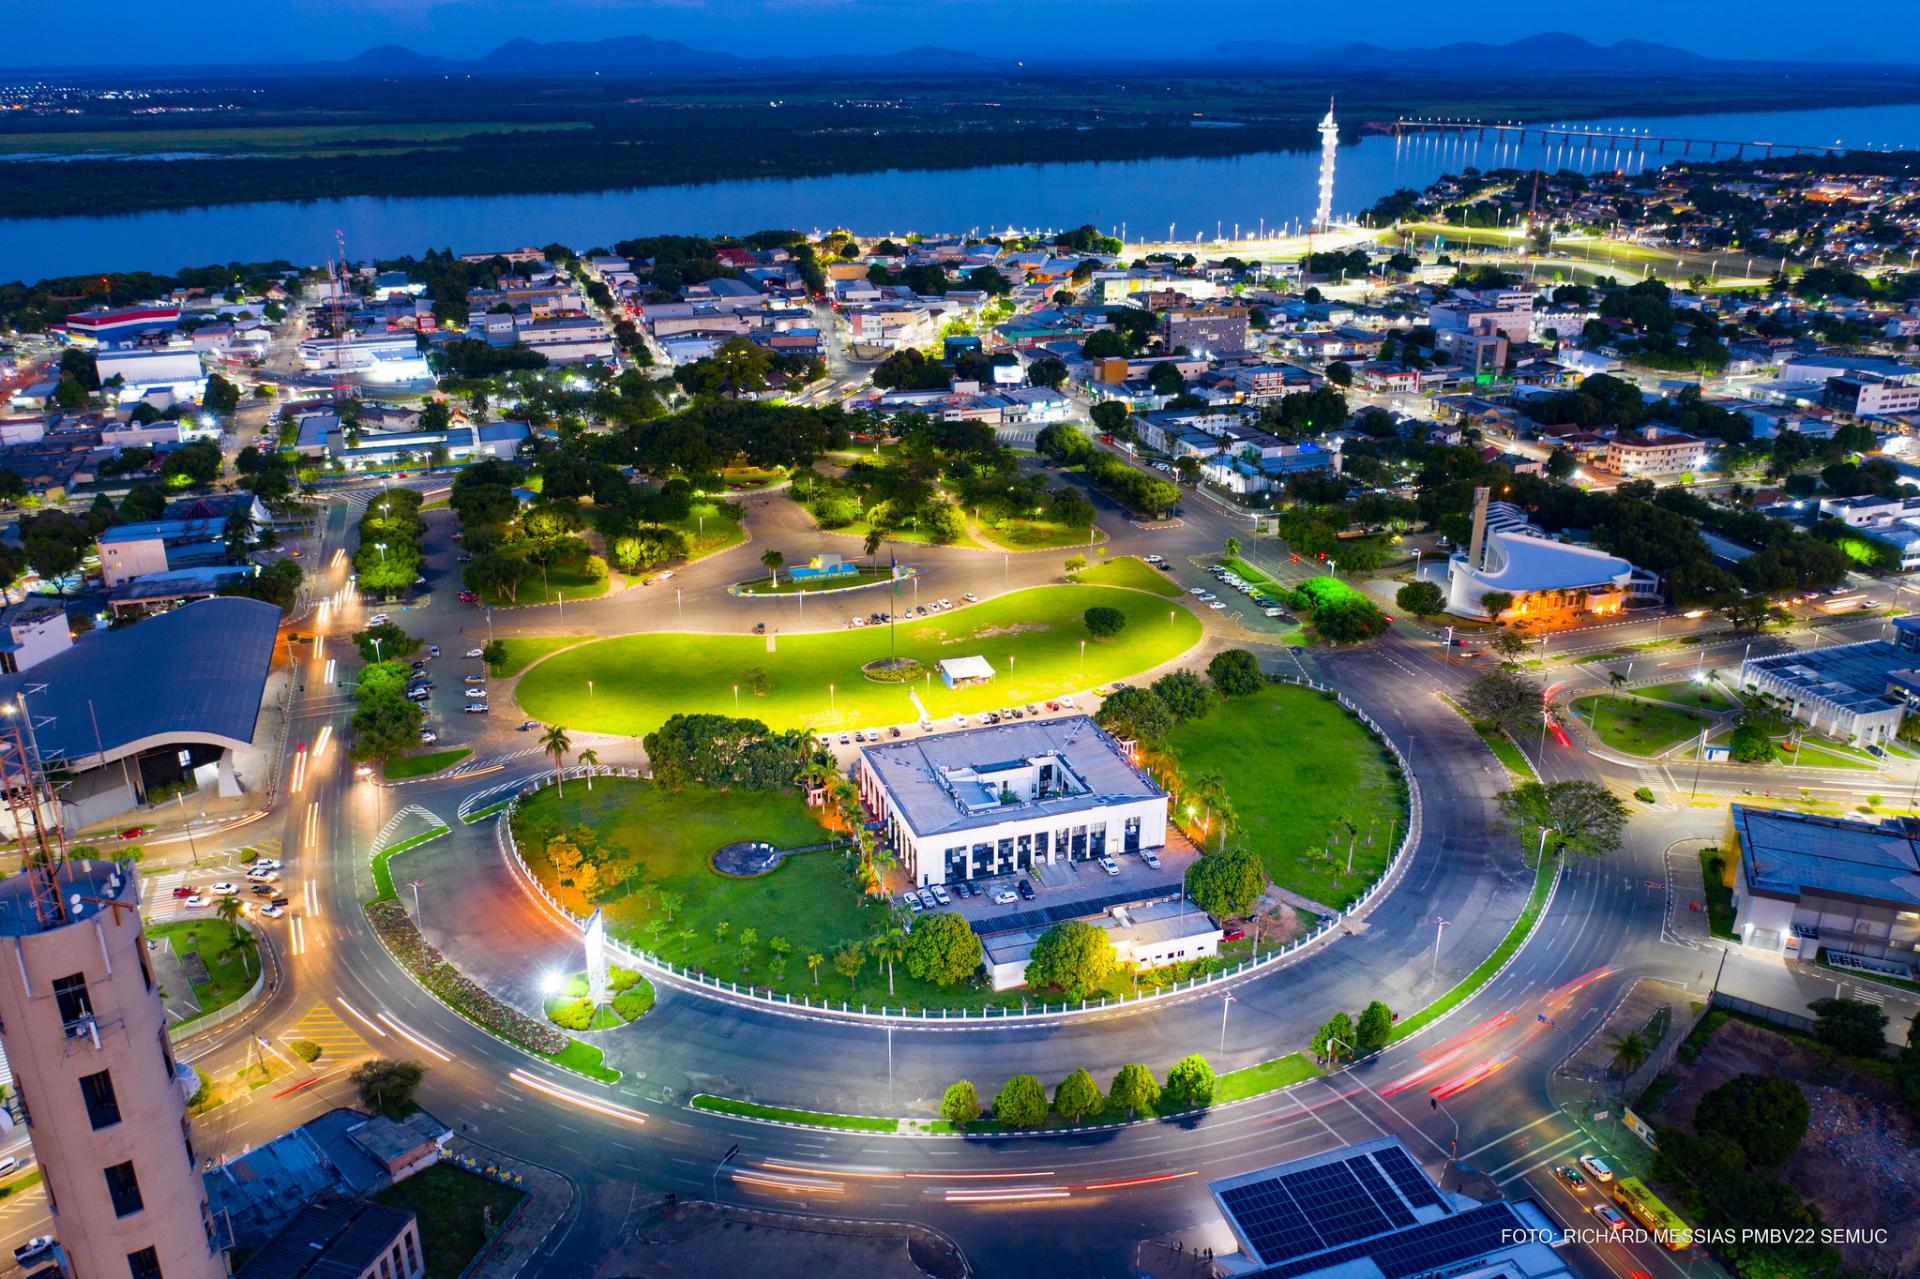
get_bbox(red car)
[119,826,145,840]
[171,885,198,898]
[1223,927,1247,942]
[458,591,480,604]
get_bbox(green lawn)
[515,585,1203,736]
[148,920,258,1024]
[666,499,747,561]
[691,1093,899,1132]
[1634,678,1736,712]
[1215,1053,1323,1102]
[972,518,1103,551]
[489,635,593,678]
[1163,684,1409,909]
[481,554,610,607]
[1439,695,1537,781]
[1070,556,1183,597]
[373,1165,526,1279]
[716,466,789,490]
[1698,848,1736,940]
[1571,695,1708,755]
[383,748,472,780]
[814,517,985,550]
[736,566,898,595]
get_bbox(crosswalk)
[282,1002,370,1062]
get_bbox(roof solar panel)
[1278,1162,1392,1247]
[1252,1202,1526,1279]
[1349,1156,1417,1229]
[1371,1144,1444,1210]
[1220,1179,1323,1264]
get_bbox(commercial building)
[0,597,281,831]
[1445,490,1658,621]
[980,897,1222,990]
[1605,426,1712,478]
[1737,617,1920,747]
[1825,374,1920,419]
[94,348,208,406]
[1161,306,1250,355]
[0,854,224,1279]
[1206,1137,1571,1279]
[1429,287,1534,344]
[297,335,433,384]
[62,306,182,347]
[97,516,236,587]
[855,717,1168,886]
[0,603,72,675]
[235,1196,423,1279]
[1728,805,1920,977]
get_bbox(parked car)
[119,826,145,840]
[992,890,1018,905]
[1222,927,1246,942]
[1098,856,1120,876]
[1016,879,1036,901]
[464,674,486,685]
[419,730,439,744]
[428,645,440,658]
[905,894,924,914]
[465,688,488,699]
[465,648,485,659]
[931,886,952,906]
[1141,851,1161,870]
[839,732,851,744]
[458,591,480,604]
[889,725,902,738]
[466,702,490,714]
[1578,1155,1614,1183]
[518,719,536,730]
[961,593,978,603]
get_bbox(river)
[8,102,1920,280]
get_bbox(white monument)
[584,907,610,1007]
[1315,98,1338,232]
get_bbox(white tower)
[1315,98,1338,232]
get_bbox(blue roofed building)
[1205,1136,1572,1279]
[1737,615,1920,747]
[1728,804,1920,980]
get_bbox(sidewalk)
[605,1201,967,1279]
[447,1137,576,1279]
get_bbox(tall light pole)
[1219,990,1236,1052]
[1430,915,1450,978]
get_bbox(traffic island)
[541,967,654,1030]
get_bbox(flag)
[890,551,901,582]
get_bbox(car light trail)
[378,1013,451,1062]
[330,548,345,568]
[324,658,336,683]
[289,745,308,793]
[313,725,333,756]
[336,998,385,1035]
[288,917,305,956]
[1380,1046,1470,1096]
[1080,1171,1196,1190]
[304,879,320,917]
[942,1187,1072,1204]
[313,635,325,664]
[1430,1054,1512,1100]
[1543,967,1614,1010]
[901,1170,1055,1181]
[506,1070,646,1126]
[1422,1012,1515,1059]
[302,802,318,851]
[730,1170,843,1196]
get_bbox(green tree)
[1108,1063,1160,1118]
[481,639,507,672]
[1083,606,1126,638]
[993,1074,1050,1127]
[1808,997,1888,1056]
[349,1058,425,1118]
[1460,667,1541,739]
[1728,719,1775,763]
[1052,1068,1102,1121]
[1395,580,1445,619]
[1150,670,1212,722]
[1206,648,1263,697]
[1479,590,1514,623]
[833,943,866,990]
[215,893,242,928]
[1024,919,1115,1000]
[1356,1000,1394,1054]
[540,724,572,798]
[1497,780,1629,861]
[1313,1011,1357,1061]
[941,1080,981,1125]
[761,547,784,586]
[1095,685,1174,743]
[1694,1073,1809,1169]
[1148,361,1185,396]
[904,912,983,987]
[1608,1031,1651,1079]
[1163,1054,1216,1109]
[1028,356,1068,390]
[1488,629,1529,666]
[869,927,908,996]
[1184,846,1266,919]
[1325,360,1353,387]
[1089,400,1130,437]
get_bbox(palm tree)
[871,928,908,997]
[215,894,242,929]
[761,548,784,586]
[1224,535,1242,559]
[1608,1031,1651,1080]
[1191,772,1232,848]
[540,725,572,797]
[577,748,599,792]
[863,526,884,559]
[806,952,825,988]
[231,927,260,981]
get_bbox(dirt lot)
[599,1203,965,1279]
[1650,1016,1919,1276]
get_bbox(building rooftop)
[234,1195,415,1279]
[860,716,1163,840]
[0,595,280,769]
[0,858,136,939]
[1733,805,1920,908]
[1464,528,1635,594]
[1209,1137,1571,1279]
[1743,634,1912,716]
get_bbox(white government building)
[855,716,1168,885]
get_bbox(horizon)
[0,2,1905,71]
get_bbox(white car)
[368,613,391,626]
[1578,1154,1614,1183]
[931,885,952,906]
[184,894,207,908]
[419,730,439,744]
[465,648,484,659]
[1209,601,1228,610]
[248,857,282,870]
[656,569,674,580]
[905,894,924,914]
[1144,554,1165,564]
[991,889,1018,905]
[11,1237,55,1267]
[1099,856,1120,876]
[465,702,490,714]
[465,688,488,699]
[961,593,978,603]
[1189,587,1208,596]
[1142,851,1161,869]
[210,882,238,895]
[259,904,285,919]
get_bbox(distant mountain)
[347,44,449,70]
[1199,32,1714,71]
[477,34,739,70]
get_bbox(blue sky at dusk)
[3,0,1898,68]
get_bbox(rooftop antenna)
[331,228,354,405]
[2,693,70,929]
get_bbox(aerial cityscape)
[3,5,1920,1279]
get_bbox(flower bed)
[861,656,925,684]
[365,899,568,1055]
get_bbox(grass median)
[1391,856,1556,1043]
[692,1093,900,1132]
[1070,555,1183,597]
[384,748,472,781]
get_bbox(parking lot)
[900,830,1201,931]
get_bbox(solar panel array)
[1218,1146,1439,1266]
[1372,1143,1446,1210]
[1254,1202,1530,1279]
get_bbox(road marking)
[284,1003,370,1056]
[336,998,387,1036]
[1495,1140,1594,1187]
[1462,1112,1557,1160]
[377,1013,451,1062]
[1483,1128,1584,1179]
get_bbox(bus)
[1611,1177,1691,1250]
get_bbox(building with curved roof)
[0,596,281,830]
[1445,487,1659,622]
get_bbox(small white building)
[981,898,1223,991]
[937,655,996,689]
[856,716,1168,885]
[94,348,207,406]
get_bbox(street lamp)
[375,542,387,563]
[1430,915,1450,978]
[733,684,739,710]
[829,682,836,713]
[587,679,594,702]
[1079,639,1086,675]
[1219,990,1236,1052]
